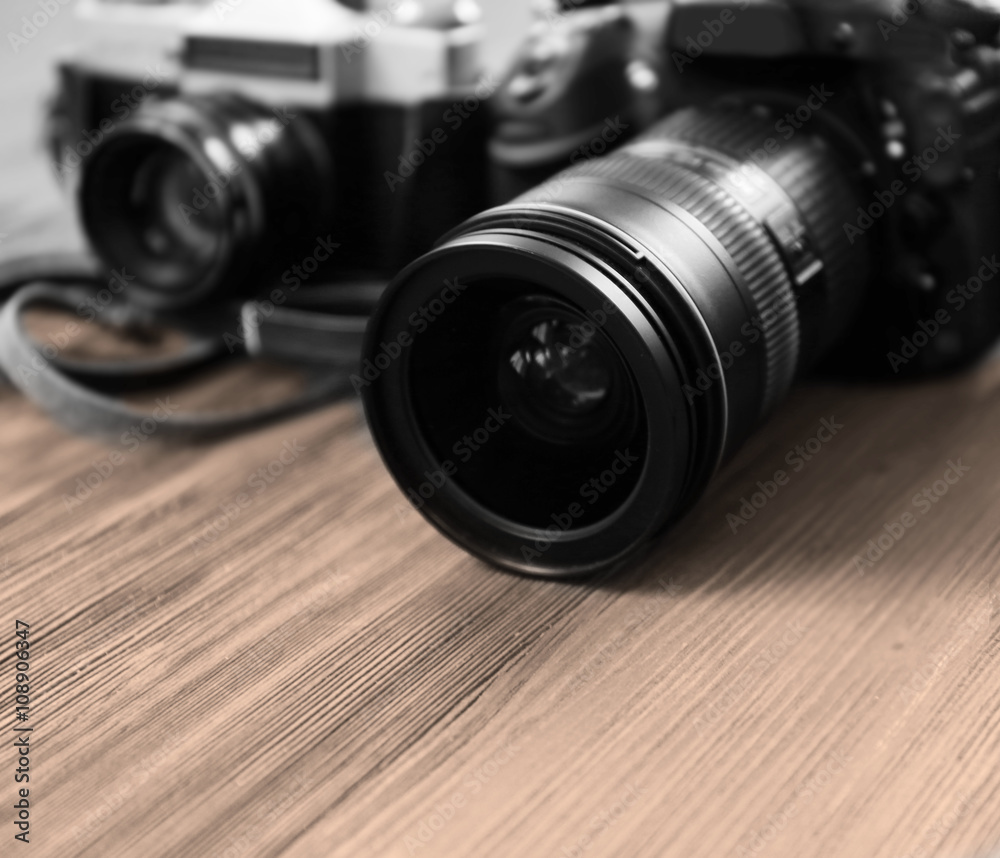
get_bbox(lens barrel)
[80,94,330,308]
[362,102,870,576]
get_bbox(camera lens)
[140,146,221,256]
[399,275,648,531]
[126,142,224,272]
[497,298,634,446]
[80,95,329,307]
[363,103,871,576]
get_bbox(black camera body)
[488,0,670,200]
[49,0,491,307]
[491,0,1000,376]
[662,0,1000,377]
[362,0,1000,577]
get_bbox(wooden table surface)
[2,5,999,858]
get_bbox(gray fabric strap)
[0,255,373,441]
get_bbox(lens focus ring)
[642,105,867,367]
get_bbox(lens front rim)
[363,233,695,577]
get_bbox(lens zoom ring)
[646,106,868,362]
[540,147,799,417]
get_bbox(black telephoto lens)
[80,95,330,308]
[362,102,871,577]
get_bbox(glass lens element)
[498,301,626,446]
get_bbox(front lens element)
[131,143,224,268]
[137,145,223,260]
[407,277,648,531]
[497,298,631,446]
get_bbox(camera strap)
[0,253,376,441]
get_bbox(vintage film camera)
[361,0,1000,576]
[47,0,491,308]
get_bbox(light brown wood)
[2,6,999,858]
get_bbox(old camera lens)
[141,146,222,259]
[80,94,329,308]
[119,141,224,280]
[362,103,872,576]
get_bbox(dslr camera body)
[660,0,1000,377]
[362,0,1000,576]
[491,0,1000,376]
[49,0,491,307]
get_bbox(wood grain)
[2,5,999,858]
